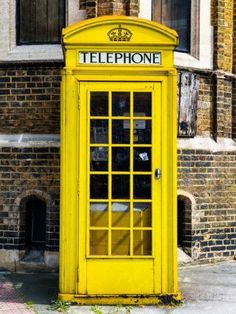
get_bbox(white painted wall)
[139,0,152,20]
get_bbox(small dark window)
[25,198,46,250]
[17,0,65,45]
[152,0,191,53]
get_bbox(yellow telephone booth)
[59,16,179,304]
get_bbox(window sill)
[178,137,236,152]
[0,44,63,62]
[174,51,213,70]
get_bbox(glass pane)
[112,175,130,199]
[134,147,151,171]
[90,203,108,227]
[134,92,152,117]
[90,147,108,171]
[133,120,151,144]
[153,0,191,52]
[133,203,152,227]
[112,120,130,144]
[90,230,108,255]
[90,92,108,116]
[90,120,108,144]
[112,92,130,116]
[90,175,108,199]
[133,230,152,256]
[133,175,151,199]
[112,230,130,255]
[18,0,65,44]
[112,147,130,171]
[112,203,130,227]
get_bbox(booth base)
[58,293,182,305]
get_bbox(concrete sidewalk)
[0,261,236,313]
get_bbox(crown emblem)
[107,24,132,42]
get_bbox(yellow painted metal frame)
[80,82,161,296]
[60,16,179,304]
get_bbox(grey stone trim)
[0,134,60,147]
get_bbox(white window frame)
[139,0,213,70]
[0,0,86,62]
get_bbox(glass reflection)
[133,147,151,171]
[90,120,108,144]
[90,147,108,171]
[133,203,152,227]
[112,92,130,116]
[90,175,108,199]
[112,230,130,255]
[90,92,108,116]
[134,92,152,117]
[90,203,108,227]
[133,230,152,256]
[112,202,130,227]
[133,175,151,199]
[90,230,108,255]
[112,120,130,144]
[112,175,130,199]
[112,147,130,171]
[133,120,151,144]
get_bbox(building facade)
[0,0,235,271]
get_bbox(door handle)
[155,168,161,180]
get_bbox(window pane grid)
[88,90,153,257]
[90,144,152,147]
[89,227,152,230]
[90,172,153,175]
[91,116,152,119]
[90,199,152,203]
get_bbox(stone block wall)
[213,0,233,72]
[233,80,236,138]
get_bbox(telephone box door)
[78,81,162,295]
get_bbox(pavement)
[0,260,236,314]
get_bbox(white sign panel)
[79,52,161,65]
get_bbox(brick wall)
[0,145,60,251]
[197,73,214,137]
[0,0,235,269]
[0,62,62,134]
[178,149,236,262]
[80,0,139,18]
